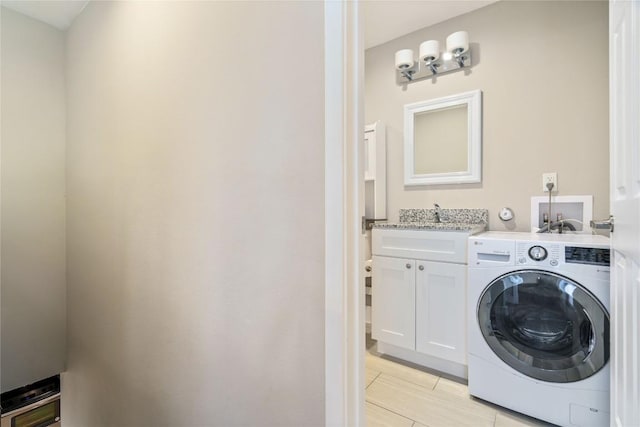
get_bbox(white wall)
[0,7,66,392]
[64,2,325,425]
[365,1,609,231]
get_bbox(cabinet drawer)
[372,229,469,264]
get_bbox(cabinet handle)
[406,263,412,269]
[418,265,424,271]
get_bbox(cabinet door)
[415,261,466,364]
[371,256,415,350]
[363,122,386,220]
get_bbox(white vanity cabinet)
[371,228,471,378]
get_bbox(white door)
[609,1,640,426]
[415,261,466,364]
[371,256,416,350]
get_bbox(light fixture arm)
[401,71,414,81]
[453,49,466,67]
[424,58,438,75]
[399,67,415,81]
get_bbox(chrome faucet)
[433,203,442,223]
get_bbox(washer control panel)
[528,245,548,261]
[469,233,610,274]
[565,246,610,266]
[516,242,560,267]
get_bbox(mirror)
[404,90,482,186]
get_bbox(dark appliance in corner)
[0,375,60,427]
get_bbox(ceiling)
[1,0,497,47]
[363,0,498,49]
[1,0,88,30]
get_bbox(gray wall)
[64,2,325,425]
[365,1,609,231]
[1,7,67,392]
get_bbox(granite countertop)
[375,222,486,232]
[373,208,488,232]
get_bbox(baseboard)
[377,341,468,380]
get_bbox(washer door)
[478,270,609,383]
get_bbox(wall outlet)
[542,172,558,192]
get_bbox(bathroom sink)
[372,208,489,234]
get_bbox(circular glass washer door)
[478,270,609,383]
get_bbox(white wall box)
[530,195,593,233]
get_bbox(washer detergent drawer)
[468,239,516,267]
[372,229,469,263]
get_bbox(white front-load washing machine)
[468,232,610,427]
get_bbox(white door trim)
[324,1,364,426]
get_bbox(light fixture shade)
[395,49,415,70]
[419,40,439,62]
[446,31,469,54]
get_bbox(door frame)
[326,1,640,425]
[324,1,365,426]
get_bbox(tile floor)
[365,343,555,427]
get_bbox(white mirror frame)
[404,89,482,186]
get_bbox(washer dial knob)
[528,246,548,261]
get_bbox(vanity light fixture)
[395,31,472,84]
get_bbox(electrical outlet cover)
[542,172,558,192]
